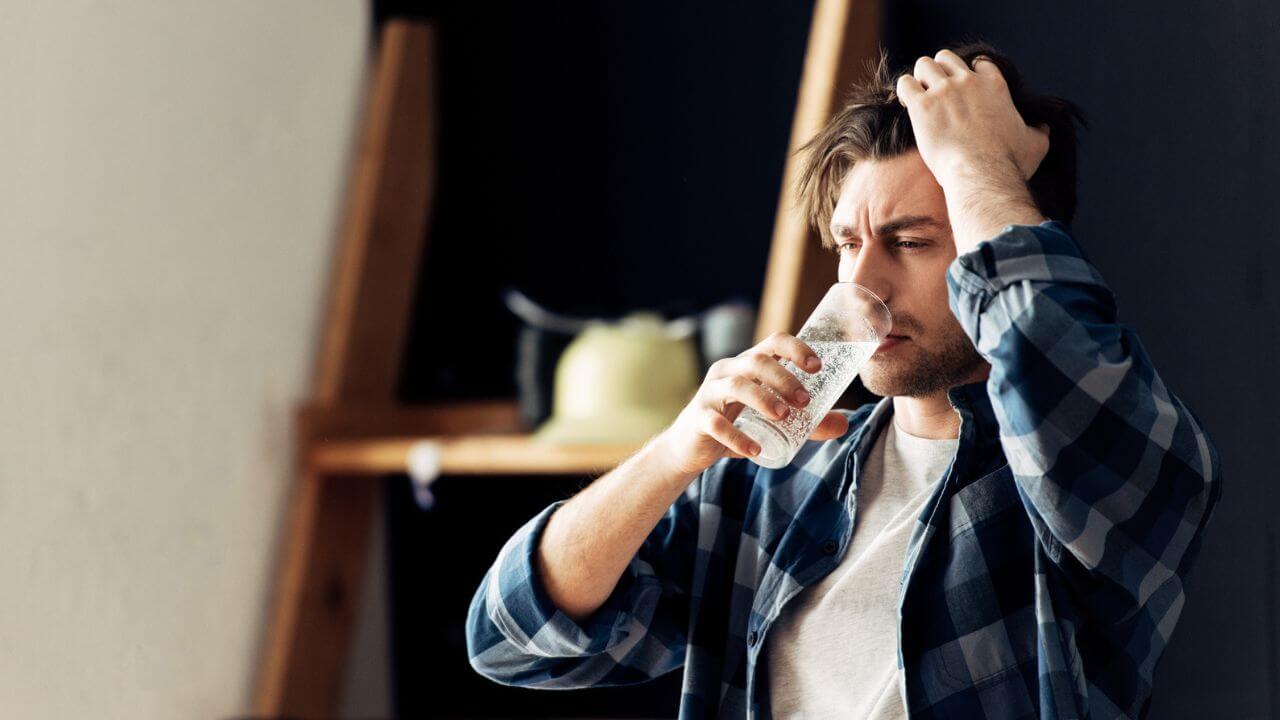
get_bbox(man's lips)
[876,334,910,352]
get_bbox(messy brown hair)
[797,42,1088,250]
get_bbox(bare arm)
[535,434,697,622]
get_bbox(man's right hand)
[531,332,850,625]
[654,331,853,479]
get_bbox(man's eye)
[834,240,923,253]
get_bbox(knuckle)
[753,385,776,406]
[785,373,807,395]
[693,385,715,407]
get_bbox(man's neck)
[891,365,991,440]
[892,394,962,440]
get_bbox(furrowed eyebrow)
[827,215,946,247]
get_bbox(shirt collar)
[945,379,1006,475]
[947,380,998,437]
[841,378,1003,498]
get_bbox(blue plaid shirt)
[466,220,1223,719]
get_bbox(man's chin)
[861,349,988,398]
[862,350,945,398]
[859,366,906,398]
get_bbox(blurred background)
[1,0,1275,718]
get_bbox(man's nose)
[846,245,892,304]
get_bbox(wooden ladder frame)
[253,20,438,717]
[252,2,881,716]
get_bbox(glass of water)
[734,282,892,469]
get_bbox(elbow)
[464,575,524,685]
[463,570,568,688]
[464,570,521,684]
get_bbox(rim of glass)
[830,281,893,334]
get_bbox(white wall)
[0,2,371,717]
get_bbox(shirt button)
[748,630,759,646]
[822,540,838,555]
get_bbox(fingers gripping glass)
[733,283,892,469]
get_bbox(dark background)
[376,1,1278,718]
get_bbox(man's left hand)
[896,50,1050,187]
[896,49,1051,254]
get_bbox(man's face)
[829,149,988,398]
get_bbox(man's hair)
[797,42,1089,249]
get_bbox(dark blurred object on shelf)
[697,298,756,370]
[505,288,756,429]
[504,288,592,428]
[530,311,700,445]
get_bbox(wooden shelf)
[298,401,644,476]
[308,434,644,476]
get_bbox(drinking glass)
[733,283,892,469]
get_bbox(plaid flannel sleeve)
[465,467,701,688]
[946,220,1223,625]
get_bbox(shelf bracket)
[408,440,444,509]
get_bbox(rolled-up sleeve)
[946,220,1223,626]
[466,471,700,688]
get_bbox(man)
[465,42,1223,719]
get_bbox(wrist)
[937,151,1025,195]
[639,430,702,490]
[940,158,1045,255]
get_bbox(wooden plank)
[254,20,437,720]
[313,20,438,405]
[253,471,379,717]
[756,0,882,341]
[309,435,643,476]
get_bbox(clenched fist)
[895,49,1050,188]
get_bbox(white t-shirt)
[765,414,959,719]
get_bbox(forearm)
[940,159,1046,255]
[946,221,1222,618]
[535,432,698,622]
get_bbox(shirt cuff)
[485,499,653,657]
[947,219,1109,297]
